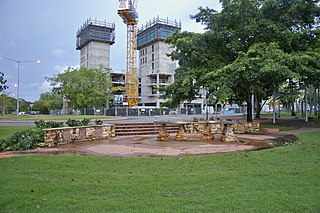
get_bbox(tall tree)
[0,93,15,114]
[47,67,113,111]
[219,42,295,121]
[164,0,320,121]
[32,92,63,114]
[0,72,8,93]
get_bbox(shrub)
[66,119,80,127]
[0,139,9,152]
[34,120,46,128]
[95,119,103,125]
[34,120,64,128]
[81,118,91,126]
[5,127,44,151]
[274,136,298,146]
[66,118,91,127]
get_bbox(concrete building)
[76,18,115,68]
[137,17,181,107]
[110,69,126,106]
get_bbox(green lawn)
[259,116,320,130]
[0,131,319,212]
[260,124,297,131]
[0,114,114,121]
[260,112,294,117]
[0,126,32,139]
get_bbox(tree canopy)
[0,72,8,93]
[163,0,320,121]
[1,93,15,114]
[32,92,63,114]
[47,67,113,110]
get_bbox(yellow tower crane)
[118,0,139,107]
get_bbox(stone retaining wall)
[40,124,115,147]
[183,122,260,134]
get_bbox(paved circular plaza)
[0,133,279,158]
[1,125,318,158]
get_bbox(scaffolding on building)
[76,18,115,50]
[137,17,181,49]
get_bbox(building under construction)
[76,16,180,109]
[76,18,115,68]
[137,17,181,107]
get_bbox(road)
[0,114,226,126]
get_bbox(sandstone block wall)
[41,124,115,147]
[182,122,260,134]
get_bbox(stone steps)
[114,122,179,136]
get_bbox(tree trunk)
[255,93,261,118]
[301,100,304,119]
[305,89,308,122]
[309,87,313,116]
[246,93,253,122]
[314,86,317,116]
[272,94,276,124]
[317,88,320,118]
[290,79,296,116]
[291,93,296,116]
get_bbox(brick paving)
[0,134,265,158]
[82,143,256,157]
[1,127,319,158]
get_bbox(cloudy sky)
[0,0,221,102]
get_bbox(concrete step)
[116,130,178,136]
[114,122,179,136]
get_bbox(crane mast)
[118,0,139,107]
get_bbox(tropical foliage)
[32,92,63,114]
[163,0,320,121]
[0,72,8,93]
[47,67,113,111]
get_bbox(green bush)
[34,120,64,128]
[95,119,103,125]
[81,118,91,126]
[274,136,298,146]
[66,119,79,127]
[66,118,91,127]
[0,139,9,152]
[3,127,44,151]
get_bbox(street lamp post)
[0,56,40,116]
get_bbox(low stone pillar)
[221,122,238,143]
[201,123,213,140]
[175,124,186,141]
[157,123,170,141]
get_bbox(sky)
[0,0,221,102]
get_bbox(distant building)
[110,69,126,106]
[76,18,115,68]
[137,17,181,107]
[74,17,204,113]
[76,18,126,108]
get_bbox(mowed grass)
[0,126,32,139]
[1,114,113,121]
[260,124,297,131]
[0,131,320,212]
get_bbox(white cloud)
[54,65,80,73]
[25,82,39,89]
[40,81,51,92]
[139,0,221,32]
[51,48,65,58]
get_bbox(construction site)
[75,0,205,116]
